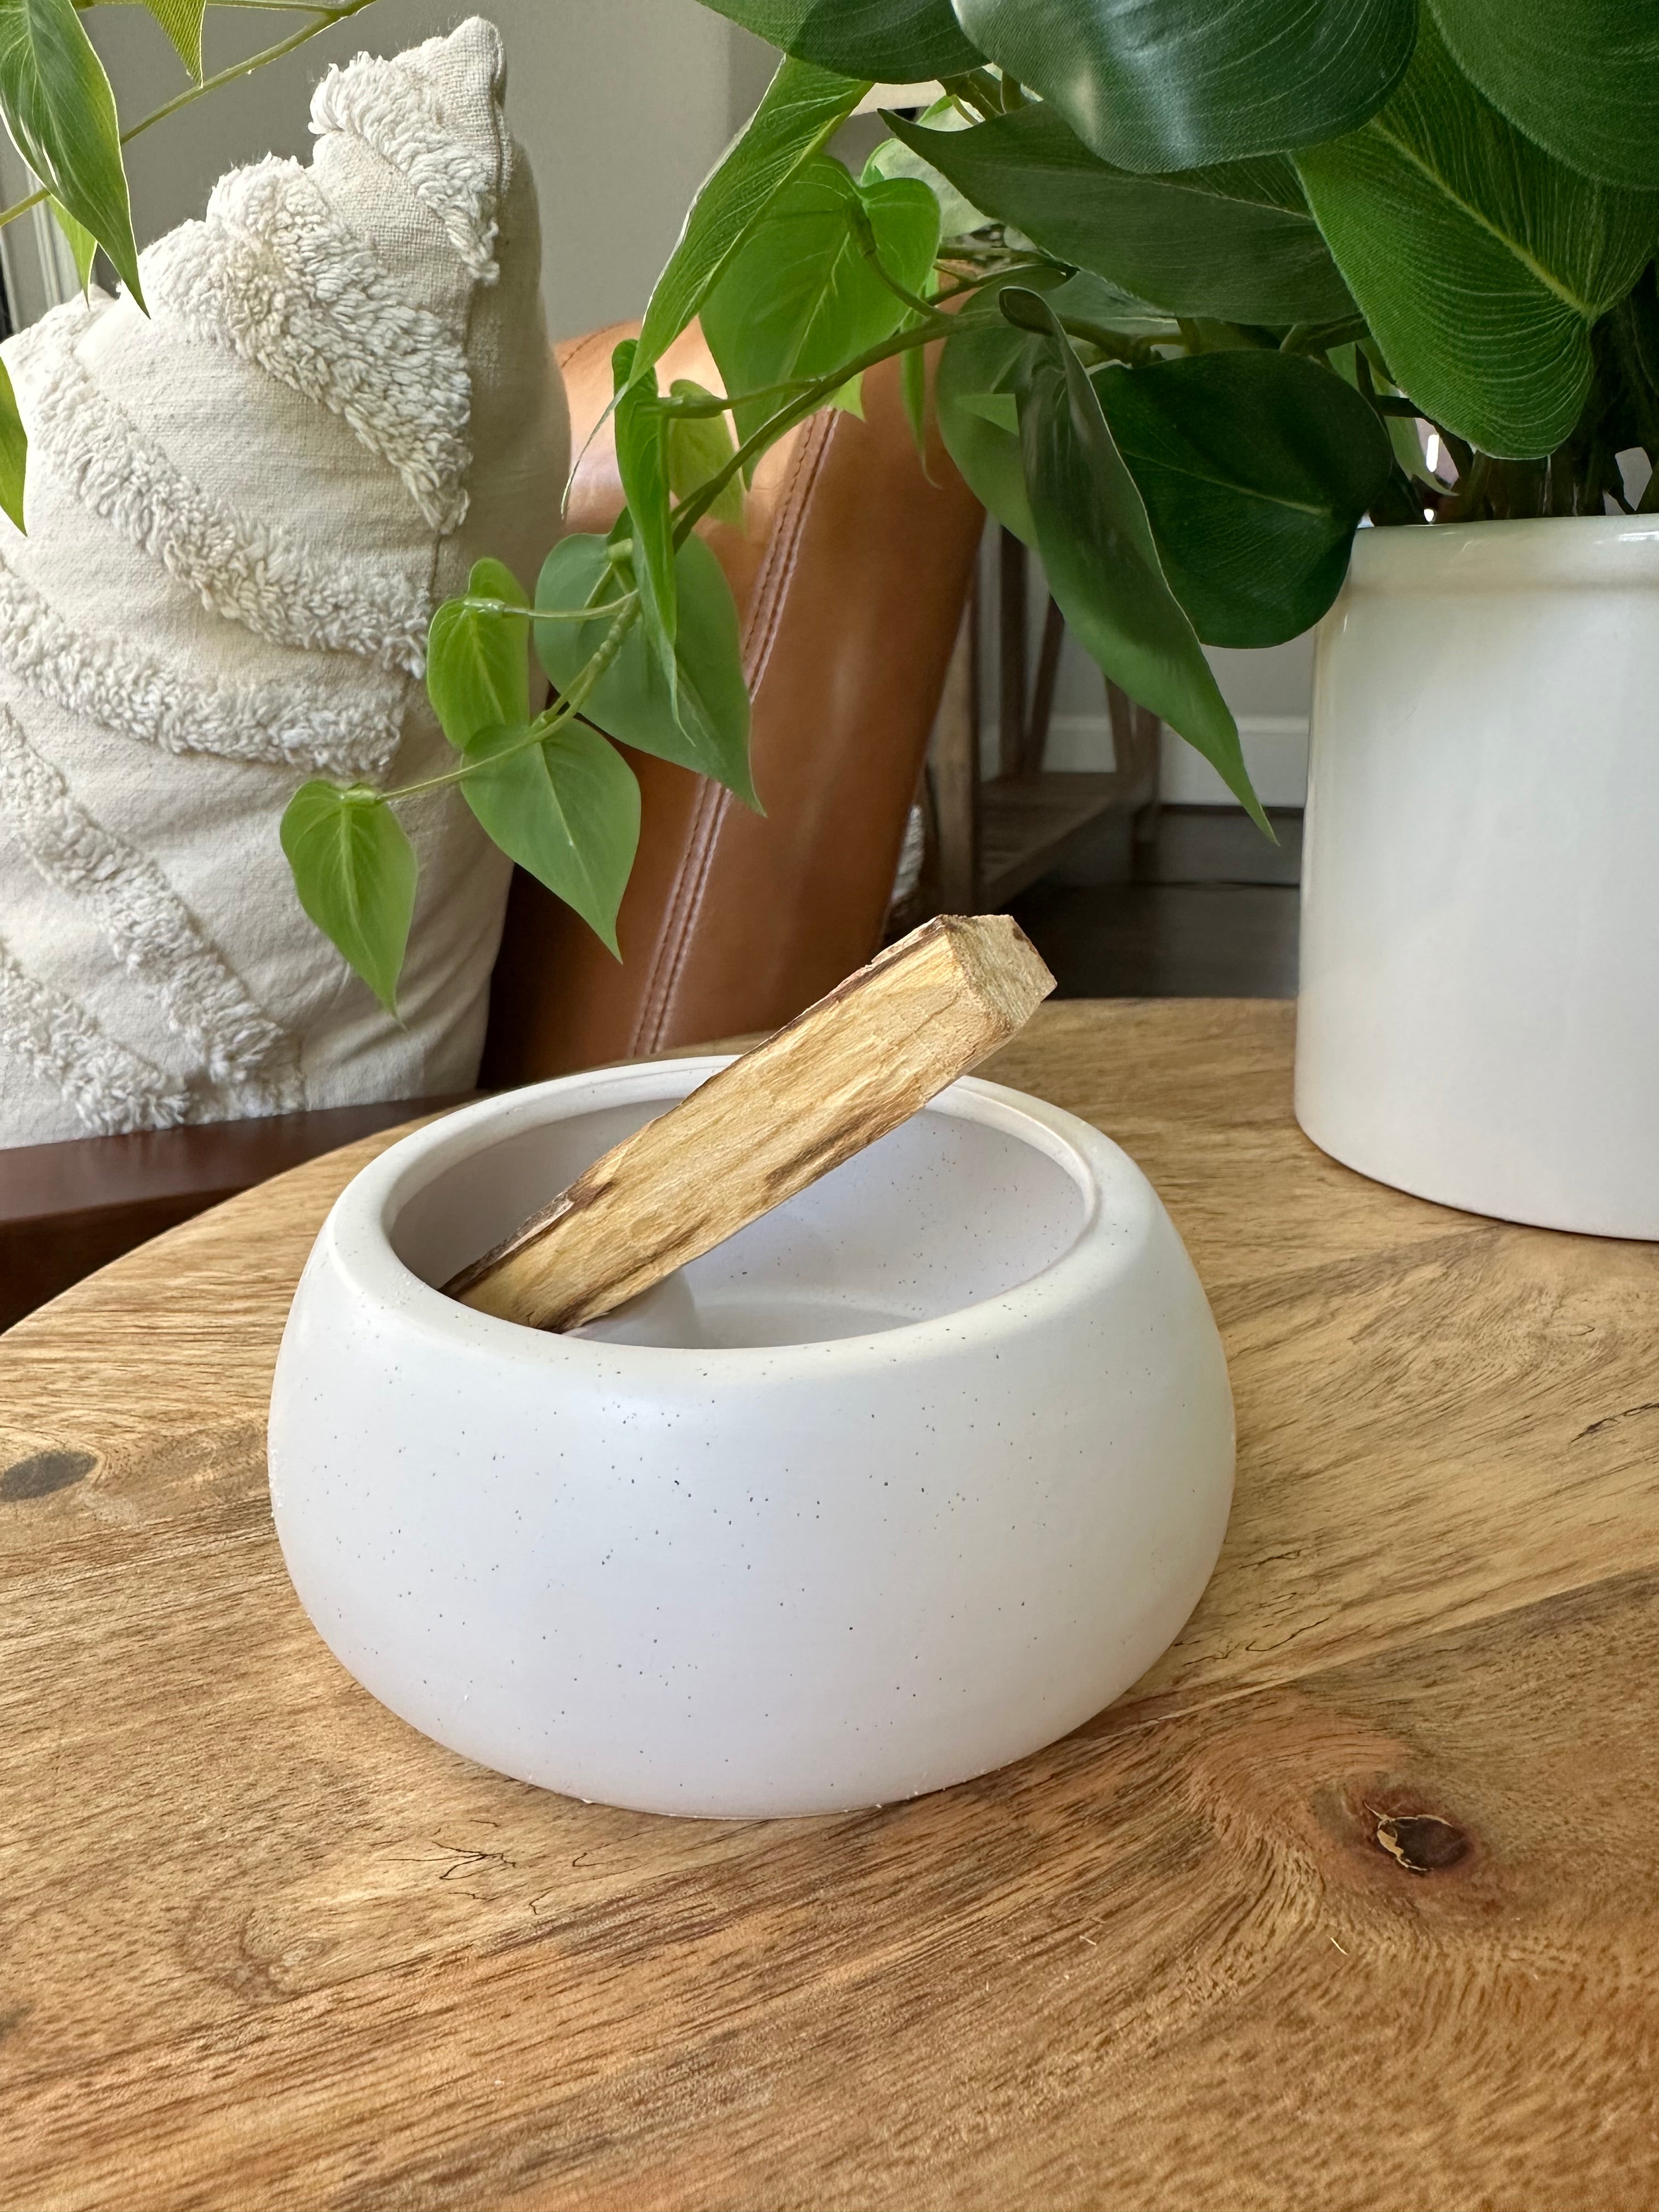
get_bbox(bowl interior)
[388,1079,1090,1349]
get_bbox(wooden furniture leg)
[1021,595,1067,780]
[929,595,980,914]
[997,528,1028,780]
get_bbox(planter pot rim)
[313,1056,1135,1378]
[1344,511,1659,596]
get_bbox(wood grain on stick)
[445,914,1056,1333]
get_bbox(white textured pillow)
[0,16,566,1146]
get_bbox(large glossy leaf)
[0,0,143,303]
[280,783,416,1014]
[1296,18,1657,456]
[0,354,24,532]
[1427,0,1659,193]
[425,559,531,749]
[1176,154,1315,216]
[701,153,939,448]
[1093,351,1393,646]
[1045,266,1184,340]
[461,721,640,958]
[696,0,979,77]
[635,57,867,383]
[536,532,756,806]
[1007,290,1263,827]
[953,0,1414,173]
[888,106,1353,324]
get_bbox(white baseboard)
[996,712,1310,807]
[1160,715,1310,807]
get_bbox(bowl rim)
[306,1058,1158,1378]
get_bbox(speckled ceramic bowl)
[268,1058,1234,1817]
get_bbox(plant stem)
[1060,318,1153,368]
[939,71,1001,122]
[934,256,1066,300]
[1281,315,1369,357]
[860,240,949,329]
[450,594,631,622]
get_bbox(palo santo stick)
[445,913,1056,1333]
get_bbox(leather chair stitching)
[634,409,842,1051]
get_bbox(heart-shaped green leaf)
[535,532,757,809]
[1427,0,1659,193]
[461,721,640,958]
[952,0,1415,172]
[0,353,27,532]
[0,0,143,304]
[1296,18,1658,456]
[887,107,1354,325]
[280,782,416,1014]
[701,152,940,450]
[1009,290,1265,828]
[636,57,868,385]
[426,558,531,750]
[1093,351,1394,646]
[695,0,979,77]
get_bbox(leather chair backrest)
[481,321,983,1083]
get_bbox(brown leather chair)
[0,327,983,1330]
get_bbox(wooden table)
[5,1000,1658,2211]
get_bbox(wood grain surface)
[3,998,1658,2211]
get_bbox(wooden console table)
[4,999,1657,2209]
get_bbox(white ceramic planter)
[1297,515,1659,1239]
[268,1060,1234,1817]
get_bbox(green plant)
[5,2,1657,1004]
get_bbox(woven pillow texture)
[0,15,566,1146]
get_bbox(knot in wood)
[1370,1809,1470,1875]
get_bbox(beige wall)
[86,1,746,340]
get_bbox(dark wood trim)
[1020,596,1066,780]
[997,527,1028,780]
[1,1097,472,1333]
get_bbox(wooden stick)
[445,913,1056,1333]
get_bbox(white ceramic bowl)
[268,1060,1234,1817]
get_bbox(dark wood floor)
[1012,807,1302,1000]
